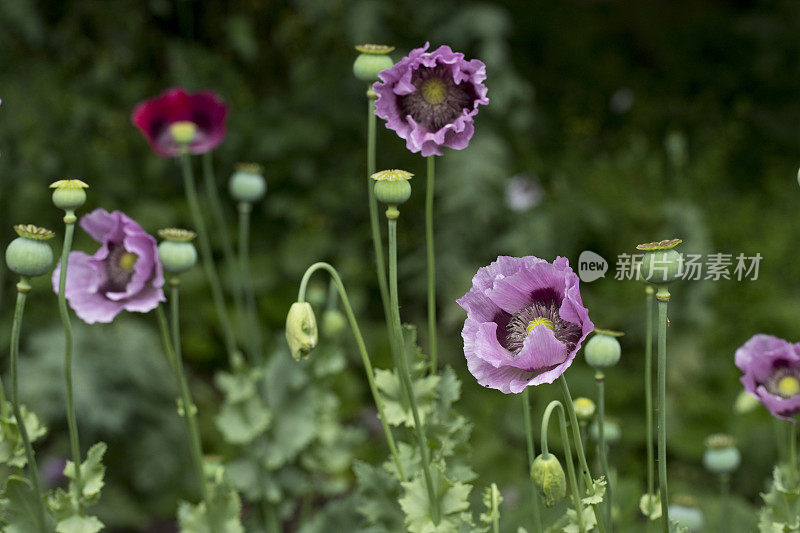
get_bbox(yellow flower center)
[421,78,447,105]
[169,121,198,144]
[119,252,138,272]
[526,317,555,334]
[778,376,800,397]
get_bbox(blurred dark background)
[2,0,800,530]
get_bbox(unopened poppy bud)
[530,454,567,507]
[702,434,740,475]
[229,163,267,204]
[669,495,704,532]
[590,419,621,445]
[353,44,395,83]
[6,225,55,278]
[573,397,596,423]
[733,390,760,414]
[321,309,347,338]
[286,302,318,361]
[157,228,198,275]
[169,121,198,145]
[50,179,88,212]
[637,239,683,285]
[371,169,412,207]
[585,329,623,369]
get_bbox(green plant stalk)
[425,155,438,374]
[156,301,208,503]
[9,278,48,531]
[490,484,500,533]
[645,286,655,509]
[541,400,584,532]
[596,371,613,531]
[238,202,264,362]
[522,389,544,533]
[656,286,670,531]
[388,215,440,523]
[790,419,798,488]
[366,93,391,326]
[57,213,84,513]
[297,261,406,481]
[719,473,729,533]
[559,375,607,533]
[179,152,238,365]
[202,153,245,324]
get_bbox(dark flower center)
[503,289,582,356]
[765,366,800,399]
[103,244,138,293]
[399,64,476,131]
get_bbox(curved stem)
[425,155,437,374]
[57,215,83,513]
[645,286,655,508]
[365,93,391,326]
[238,202,264,362]
[596,371,613,530]
[559,375,607,533]
[179,152,238,365]
[388,216,439,522]
[656,286,670,531]
[9,279,47,531]
[156,302,208,503]
[297,262,405,481]
[522,389,544,533]
[541,400,584,532]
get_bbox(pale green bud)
[590,419,622,445]
[353,44,395,82]
[584,329,623,369]
[733,390,760,414]
[157,228,198,275]
[5,225,55,278]
[286,302,318,361]
[229,163,267,203]
[702,434,740,475]
[573,397,596,422]
[321,309,347,338]
[530,454,567,507]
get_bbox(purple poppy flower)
[735,334,800,421]
[373,42,488,157]
[131,87,228,158]
[52,209,165,324]
[456,256,593,394]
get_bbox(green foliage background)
[2,0,800,530]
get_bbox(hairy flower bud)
[371,169,412,206]
[530,454,567,507]
[702,434,740,475]
[6,225,55,278]
[157,228,198,275]
[353,44,395,82]
[584,329,623,369]
[50,179,88,212]
[573,397,596,423]
[229,163,267,204]
[637,239,683,285]
[321,309,347,338]
[286,302,318,361]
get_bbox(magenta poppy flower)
[131,87,228,157]
[52,209,165,324]
[456,256,593,394]
[735,334,800,421]
[373,42,488,157]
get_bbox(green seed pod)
[702,434,741,475]
[286,302,318,361]
[584,329,623,369]
[169,121,197,144]
[371,169,413,206]
[229,163,267,204]
[530,454,567,507]
[573,397,596,423]
[353,44,395,82]
[157,228,198,275]
[669,495,704,532]
[637,239,684,285]
[50,179,88,211]
[5,225,55,278]
[733,390,761,414]
[589,419,622,445]
[321,309,347,338]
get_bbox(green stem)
[490,484,500,533]
[645,286,655,509]
[541,400,584,533]
[387,214,439,523]
[366,92,392,326]
[202,152,245,325]
[179,152,238,365]
[57,214,84,513]
[596,371,613,530]
[9,279,48,531]
[156,301,208,503]
[559,375,607,533]
[522,389,544,533]
[656,286,670,531]
[238,202,264,362]
[719,473,730,533]
[297,262,406,481]
[789,419,798,488]
[425,155,437,374]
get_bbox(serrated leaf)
[353,460,404,531]
[0,402,47,469]
[215,396,271,445]
[56,514,104,533]
[639,492,662,520]
[1,475,54,532]
[759,467,800,532]
[63,442,107,502]
[479,483,502,528]
[582,477,606,505]
[399,464,472,533]
[178,468,244,533]
[374,368,439,427]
